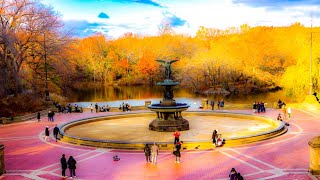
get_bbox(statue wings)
[168,60,178,64]
[156,60,166,64]
[156,59,179,64]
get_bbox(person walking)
[237,172,244,180]
[282,104,287,120]
[144,144,151,163]
[210,100,215,110]
[95,103,98,113]
[45,126,50,141]
[287,106,292,119]
[90,104,93,113]
[61,154,67,178]
[253,102,257,113]
[229,168,237,180]
[67,156,77,179]
[151,142,159,164]
[174,141,183,163]
[37,112,41,122]
[53,125,59,142]
[51,111,55,122]
[257,102,261,113]
[48,111,51,121]
[173,129,180,145]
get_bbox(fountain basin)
[58,112,286,150]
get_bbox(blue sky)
[42,0,320,38]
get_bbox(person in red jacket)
[173,129,180,144]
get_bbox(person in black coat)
[45,126,50,141]
[95,103,98,113]
[67,156,77,178]
[37,112,41,122]
[210,100,214,110]
[237,172,244,180]
[48,111,51,121]
[53,125,59,142]
[212,129,218,145]
[61,154,67,178]
[144,144,151,162]
[229,168,237,180]
[174,141,183,163]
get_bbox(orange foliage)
[136,50,158,78]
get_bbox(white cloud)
[44,0,320,38]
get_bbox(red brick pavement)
[0,108,319,180]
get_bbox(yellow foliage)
[65,24,320,98]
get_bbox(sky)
[41,0,320,38]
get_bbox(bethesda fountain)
[148,59,190,132]
[59,59,286,149]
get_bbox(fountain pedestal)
[148,102,190,131]
[148,63,190,132]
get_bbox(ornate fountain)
[148,60,190,132]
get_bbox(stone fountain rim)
[147,103,190,109]
[58,111,286,149]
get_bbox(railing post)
[309,136,320,175]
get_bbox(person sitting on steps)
[277,113,283,121]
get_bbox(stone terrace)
[0,105,319,180]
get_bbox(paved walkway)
[0,106,319,180]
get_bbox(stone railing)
[0,144,4,175]
[0,107,56,124]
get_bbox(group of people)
[277,103,292,125]
[47,111,55,122]
[73,104,83,113]
[144,142,159,164]
[229,168,244,180]
[100,105,110,112]
[119,102,132,112]
[173,129,183,163]
[212,129,224,147]
[60,154,77,179]
[44,126,76,178]
[44,125,60,142]
[143,129,183,164]
[54,103,83,113]
[90,103,110,113]
[200,99,225,110]
[252,101,266,113]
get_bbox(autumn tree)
[136,49,159,84]
[0,0,64,97]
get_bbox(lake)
[66,85,294,108]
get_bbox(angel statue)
[156,59,178,80]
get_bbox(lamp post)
[43,33,50,101]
